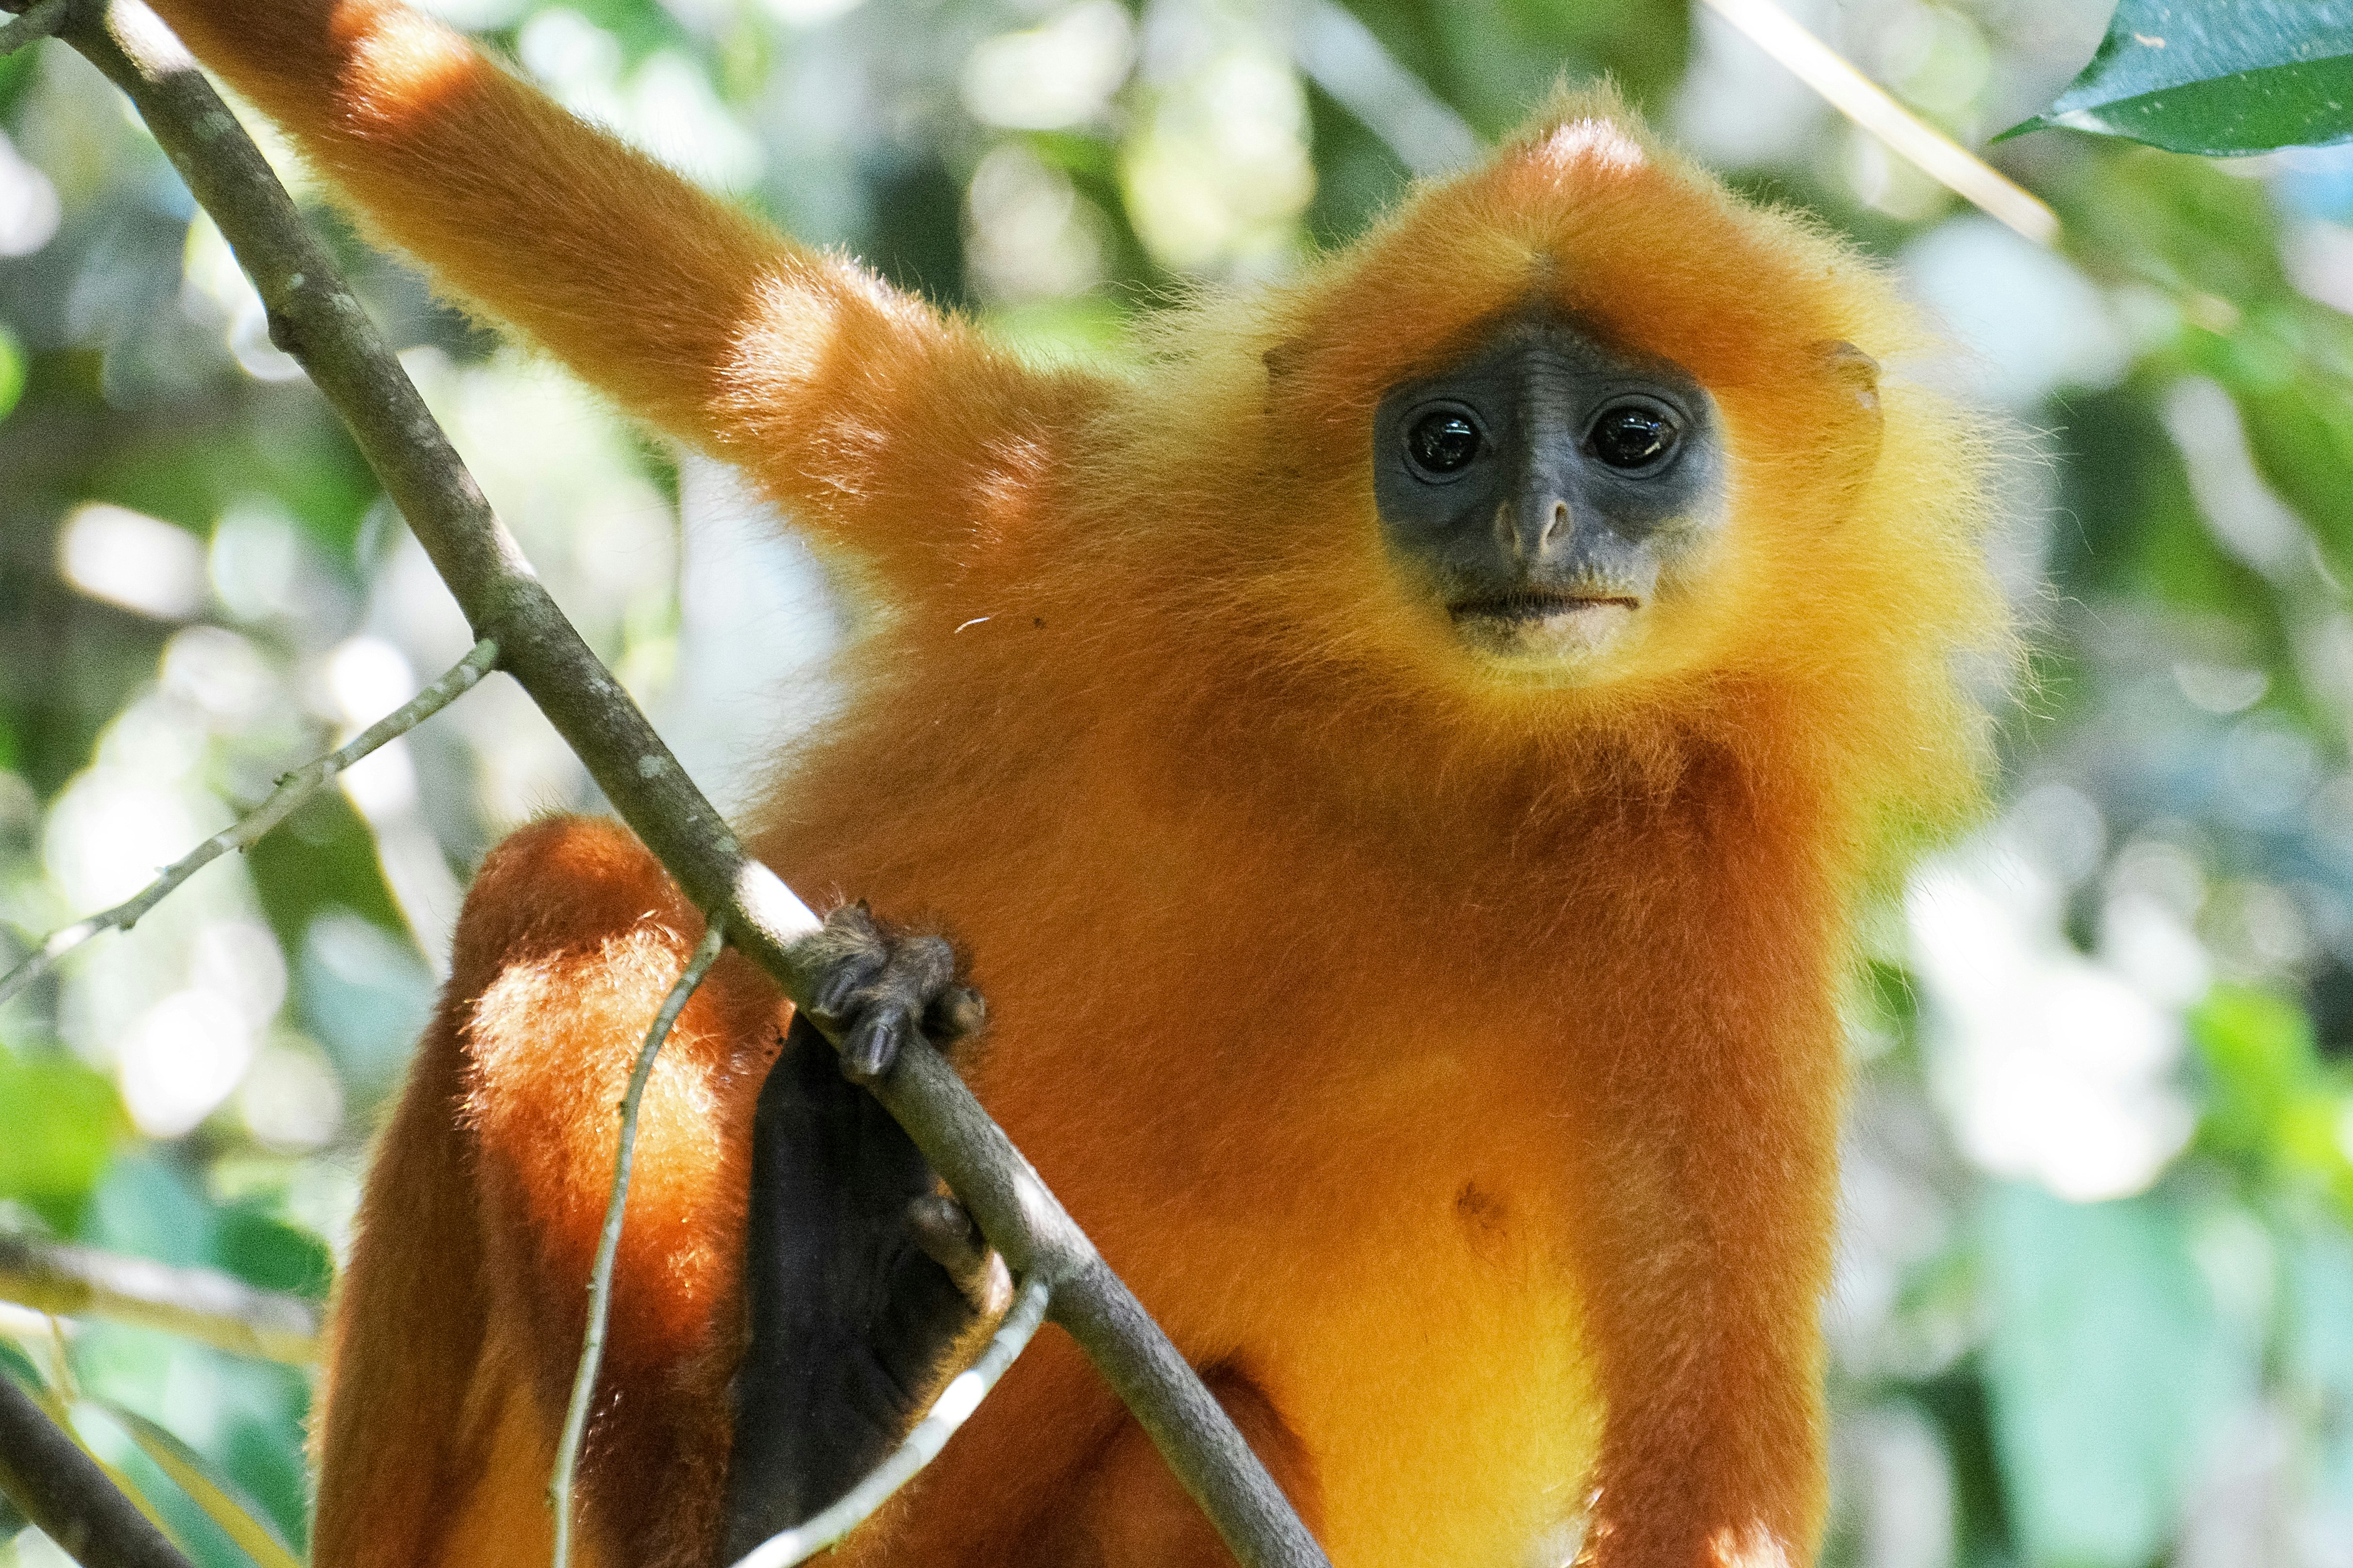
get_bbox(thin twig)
[0,637,498,1008]
[0,1373,194,1568]
[0,1236,319,1366]
[730,1274,1054,1568]
[1699,0,2059,245]
[0,0,68,54]
[549,921,726,1568]
[1290,0,1479,176]
[65,8,1327,1566]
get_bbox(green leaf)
[88,1399,303,1568]
[0,323,24,422]
[2190,984,2314,1159]
[0,1049,128,1206]
[0,38,36,118]
[2004,1,2353,155]
[214,1206,332,1303]
[2219,354,2353,584]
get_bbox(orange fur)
[147,5,2003,1565]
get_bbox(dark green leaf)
[2006,1,2353,154]
[214,1206,332,1303]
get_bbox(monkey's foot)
[792,901,1003,1308]
[721,906,1005,1557]
[798,900,987,1081]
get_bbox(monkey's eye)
[1586,403,1681,472]
[1405,409,1483,478]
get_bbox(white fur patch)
[1536,118,1647,174]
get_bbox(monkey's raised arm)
[144,0,1080,586]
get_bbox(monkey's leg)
[307,989,493,1568]
[459,822,795,1568]
[336,821,996,1568]
[311,817,781,1568]
[721,906,1004,1559]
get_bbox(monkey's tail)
[309,998,498,1568]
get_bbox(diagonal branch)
[0,0,67,55]
[1699,0,2058,244]
[0,638,498,1008]
[735,1274,1054,1568]
[48,6,1329,1568]
[0,1235,320,1367]
[0,1373,194,1568]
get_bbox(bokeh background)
[5,0,2353,1564]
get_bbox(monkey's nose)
[1541,499,1569,549]
[1511,495,1571,562]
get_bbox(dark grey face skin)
[1372,313,1726,666]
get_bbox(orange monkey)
[141,3,2003,1565]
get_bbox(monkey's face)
[1370,313,1725,678]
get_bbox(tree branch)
[1697,0,2058,244]
[550,922,725,1568]
[0,638,498,1008]
[0,1235,319,1367]
[0,0,67,55]
[733,1275,1054,1568]
[52,5,1328,1567]
[0,1373,194,1568]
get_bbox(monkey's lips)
[1449,591,1641,661]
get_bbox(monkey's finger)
[907,1194,1012,1318]
[867,934,956,1015]
[809,960,882,1026]
[841,1011,904,1083]
[825,899,882,944]
[838,934,956,1077]
[803,901,890,1024]
[924,984,988,1044]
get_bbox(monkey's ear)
[1261,339,1311,418]
[1814,340,1880,415]
[1811,340,1883,510]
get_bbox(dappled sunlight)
[1910,845,2195,1203]
[8,2,2353,1565]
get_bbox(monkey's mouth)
[1448,591,1641,624]
[1448,591,1641,662]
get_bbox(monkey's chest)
[1285,1196,1593,1563]
[1041,1051,1599,1568]
[786,784,1608,1560]
[1261,1168,1597,1566]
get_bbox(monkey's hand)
[719,904,1006,1560]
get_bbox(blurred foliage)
[6,1,2353,1566]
